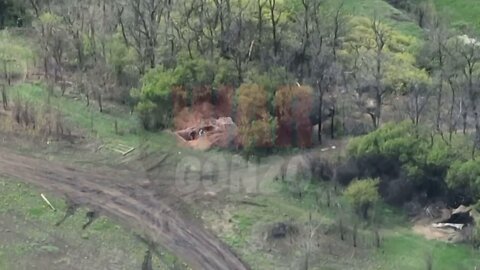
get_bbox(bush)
[131,67,176,130]
[347,122,461,180]
[238,113,277,153]
[446,160,480,200]
[236,83,277,153]
[345,121,475,203]
[0,30,33,79]
[344,178,380,219]
[274,85,314,148]
[132,56,219,130]
[236,83,269,122]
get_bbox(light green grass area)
[0,30,34,76]
[203,181,480,270]
[0,84,193,269]
[334,0,423,36]
[11,83,144,146]
[378,231,480,270]
[0,179,170,270]
[284,0,423,37]
[434,0,480,31]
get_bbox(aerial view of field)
[0,0,479,269]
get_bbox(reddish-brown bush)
[275,85,314,148]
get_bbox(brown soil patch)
[412,218,467,243]
[0,147,249,270]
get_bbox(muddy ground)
[0,146,251,270]
[0,208,153,270]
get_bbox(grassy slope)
[202,182,480,270]
[0,83,194,268]
[434,0,480,31]
[8,83,214,164]
[334,0,423,36]
[0,180,168,270]
[11,83,158,147]
[283,0,423,36]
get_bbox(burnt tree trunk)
[330,106,335,139]
[317,82,324,144]
[1,85,7,110]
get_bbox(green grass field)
[434,0,480,31]
[11,83,143,146]
[201,181,480,270]
[379,232,479,270]
[334,0,422,36]
[0,179,169,270]
[283,0,423,37]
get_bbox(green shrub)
[131,67,176,129]
[347,121,466,180]
[346,121,479,201]
[344,178,380,219]
[0,30,33,77]
[132,56,218,130]
[446,160,480,199]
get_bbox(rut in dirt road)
[0,148,250,270]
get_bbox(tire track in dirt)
[0,148,250,270]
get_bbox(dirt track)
[0,148,250,270]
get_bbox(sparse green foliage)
[0,30,32,79]
[236,83,277,152]
[236,83,270,123]
[245,67,294,96]
[238,113,278,152]
[107,32,137,76]
[214,58,239,87]
[344,178,380,219]
[174,56,215,93]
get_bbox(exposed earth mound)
[175,117,239,150]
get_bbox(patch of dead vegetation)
[0,98,83,143]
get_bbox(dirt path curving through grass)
[0,147,250,270]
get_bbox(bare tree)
[331,2,345,61]
[267,0,282,58]
[428,20,450,132]
[125,0,164,73]
[370,16,390,128]
[446,74,461,141]
[300,212,320,270]
[61,2,87,70]
[1,84,7,110]
[457,34,480,156]
[406,83,431,126]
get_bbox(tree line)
[2,0,480,151]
